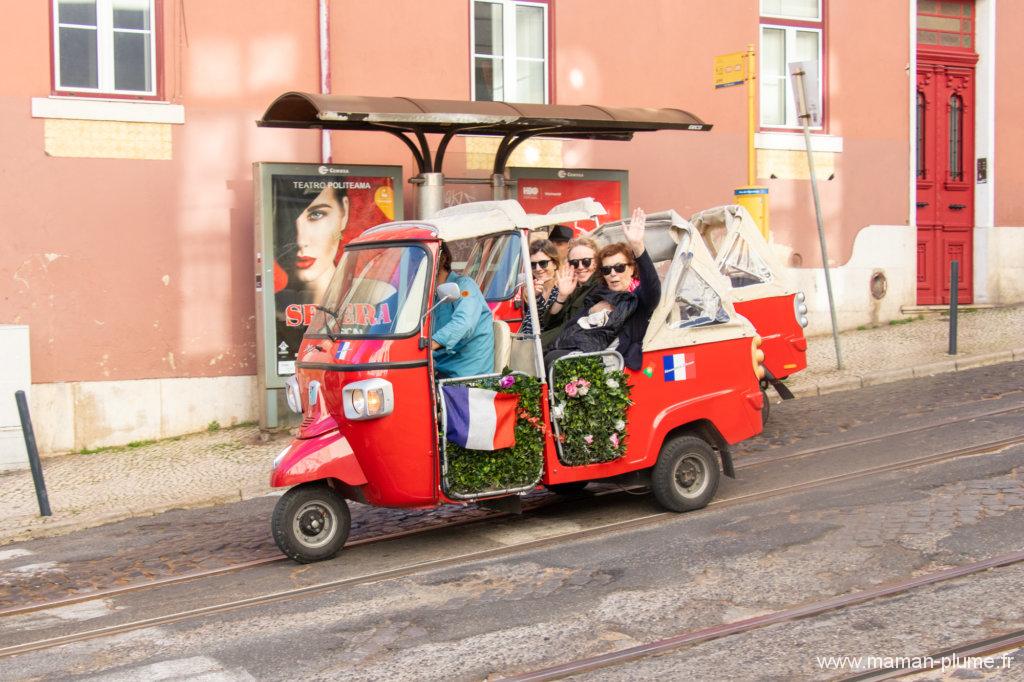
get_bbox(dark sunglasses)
[600,263,630,276]
[530,259,552,270]
[568,257,593,269]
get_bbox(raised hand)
[555,262,577,297]
[624,207,647,256]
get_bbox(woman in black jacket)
[545,208,660,371]
[540,236,601,348]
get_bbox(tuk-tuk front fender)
[270,430,368,490]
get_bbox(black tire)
[272,482,351,563]
[651,435,720,512]
[761,387,771,425]
[545,482,589,496]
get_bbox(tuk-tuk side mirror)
[419,282,463,349]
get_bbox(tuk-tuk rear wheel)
[272,482,351,564]
[651,435,720,513]
[761,387,771,425]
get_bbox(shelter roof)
[258,93,712,139]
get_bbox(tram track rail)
[843,628,1024,680]
[498,549,1024,681]
[4,402,1022,621]
[2,429,1023,660]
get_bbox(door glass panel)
[949,94,963,181]
[916,92,926,179]
[515,59,545,103]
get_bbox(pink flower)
[610,432,620,447]
[499,375,516,388]
[577,379,591,389]
[564,382,578,397]
[583,434,594,445]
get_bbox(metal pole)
[746,44,756,186]
[793,69,844,370]
[949,260,959,355]
[15,390,52,517]
[417,172,445,219]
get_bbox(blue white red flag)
[663,352,696,382]
[442,385,519,451]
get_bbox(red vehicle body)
[270,202,765,563]
[690,205,809,389]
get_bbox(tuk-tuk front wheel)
[651,435,720,513]
[272,482,351,563]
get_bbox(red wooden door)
[916,61,974,304]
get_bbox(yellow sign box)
[714,52,747,89]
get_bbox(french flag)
[442,385,519,451]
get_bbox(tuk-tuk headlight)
[284,375,302,414]
[343,379,394,420]
[349,389,366,416]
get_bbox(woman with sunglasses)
[540,236,601,348]
[520,240,561,336]
[545,208,659,371]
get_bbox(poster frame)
[253,162,404,425]
[507,166,630,223]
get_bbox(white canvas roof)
[426,198,605,241]
[690,204,796,302]
[593,210,756,350]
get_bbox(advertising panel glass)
[254,163,403,396]
[510,167,628,227]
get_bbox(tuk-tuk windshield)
[461,232,522,300]
[309,245,430,338]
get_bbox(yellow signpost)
[715,45,770,240]
[713,52,747,89]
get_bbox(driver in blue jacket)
[430,242,495,378]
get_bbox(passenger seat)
[493,319,512,373]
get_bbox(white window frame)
[52,0,158,97]
[759,0,821,22]
[759,23,823,130]
[470,0,550,104]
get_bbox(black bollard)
[948,260,959,356]
[15,390,52,517]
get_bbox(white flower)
[552,404,565,419]
[578,385,589,396]
[614,420,625,431]
[606,378,620,389]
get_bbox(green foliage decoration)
[551,356,632,466]
[443,372,545,496]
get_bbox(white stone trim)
[755,132,843,153]
[974,0,997,303]
[31,96,185,124]
[27,375,257,458]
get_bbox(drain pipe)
[319,0,332,164]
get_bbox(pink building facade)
[1,0,1020,455]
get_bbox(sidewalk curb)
[788,348,1023,399]
[2,491,276,547]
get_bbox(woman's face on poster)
[294,186,349,285]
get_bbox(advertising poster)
[255,163,403,388]
[510,167,629,230]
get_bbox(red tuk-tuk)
[690,205,808,409]
[270,200,765,563]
